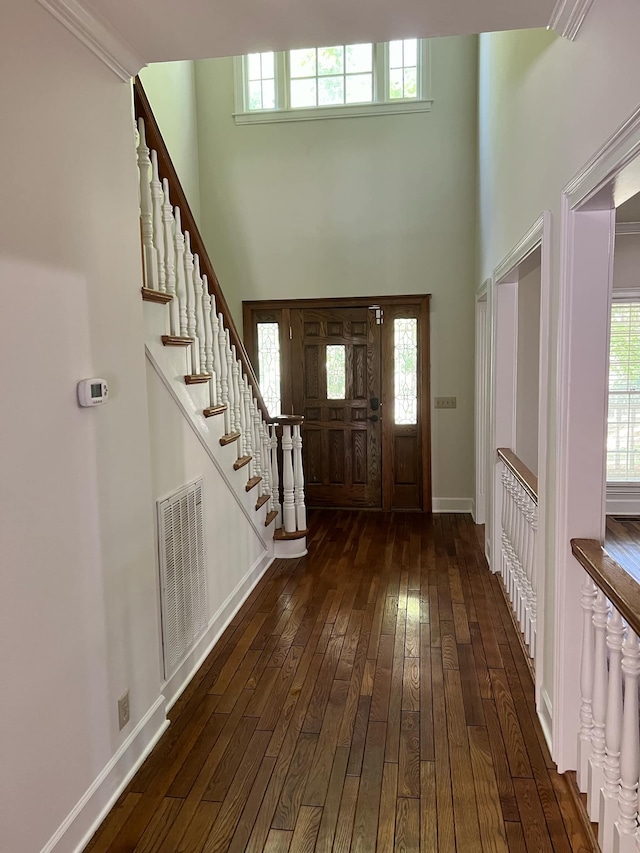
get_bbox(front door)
[290,306,382,508]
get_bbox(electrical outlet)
[118,690,130,730]
[434,396,457,409]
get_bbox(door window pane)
[326,345,346,399]
[257,323,282,417]
[394,318,418,424]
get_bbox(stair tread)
[274,527,309,541]
[233,455,252,471]
[203,405,227,418]
[142,287,172,304]
[264,510,278,527]
[185,373,212,385]
[255,494,270,510]
[245,476,262,492]
[162,335,192,347]
[219,431,241,447]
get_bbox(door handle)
[367,414,380,422]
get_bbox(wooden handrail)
[497,448,538,502]
[133,78,271,422]
[571,538,640,637]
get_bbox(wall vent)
[157,478,208,679]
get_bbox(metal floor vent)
[157,479,208,679]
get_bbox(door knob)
[367,414,379,422]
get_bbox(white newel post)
[615,627,640,853]
[218,313,231,435]
[136,119,158,292]
[192,253,206,376]
[201,282,215,403]
[293,424,306,532]
[599,608,625,850]
[578,575,598,791]
[281,424,296,533]
[589,589,611,819]
[183,231,199,375]
[150,151,167,297]
[271,424,281,523]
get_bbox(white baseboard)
[539,687,553,756]
[42,696,169,853]
[163,548,275,711]
[432,497,474,513]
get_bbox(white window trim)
[233,40,432,125]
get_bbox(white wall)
[515,261,541,473]
[139,61,203,225]
[613,232,640,291]
[478,0,640,722]
[194,36,478,504]
[0,4,163,852]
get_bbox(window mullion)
[374,42,387,104]
[276,51,288,110]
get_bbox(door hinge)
[369,306,384,325]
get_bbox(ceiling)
[84,0,558,64]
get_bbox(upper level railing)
[571,538,640,852]
[496,448,538,660]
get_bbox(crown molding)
[37,0,145,81]
[548,0,595,40]
[616,221,640,236]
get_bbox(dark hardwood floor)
[85,512,590,852]
[605,515,640,582]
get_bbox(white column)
[293,423,306,532]
[271,423,281,522]
[183,231,199,374]
[578,575,598,791]
[218,314,231,435]
[150,151,166,295]
[588,589,611,819]
[281,423,295,533]
[192,253,206,376]
[599,608,625,851]
[614,627,640,853]
[136,118,158,291]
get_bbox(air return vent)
[157,479,208,679]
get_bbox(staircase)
[134,79,308,564]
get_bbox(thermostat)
[77,378,109,407]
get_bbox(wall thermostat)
[77,378,109,407]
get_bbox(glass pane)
[290,48,316,78]
[346,43,372,73]
[248,80,263,110]
[247,53,262,81]
[389,68,403,100]
[262,79,275,109]
[261,51,275,79]
[607,302,640,480]
[346,73,373,104]
[291,78,317,107]
[394,318,418,424]
[389,40,403,69]
[403,38,417,66]
[326,345,346,400]
[257,323,282,417]
[318,46,344,75]
[318,76,344,105]
[403,66,417,98]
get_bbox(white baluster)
[271,423,281,522]
[578,575,598,791]
[614,627,640,853]
[169,197,188,341]
[236,366,247,460]
[260,419,272,508]
[588,589,611,819]
[218,313,231,435]
[150,151,166,295]
[136,118,158,291]
[599,608,625,850]
[252,401,263,495]
[183,231,199,374]
[192,253,206,376]
[201,280,215,404]
[281,423,295,533]
[231,344,242,441]
[293,423,306,532]
[163,181,181,338]
[210,295,221,406]
[243,377,254,471]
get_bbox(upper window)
[233,39,432,124]
[607,300,640,481]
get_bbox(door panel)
[292,306,381,508]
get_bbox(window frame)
[233,39,432,125]
[607,291,640,485]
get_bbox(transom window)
[234,39,431,124]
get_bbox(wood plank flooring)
[85,512,591,852]
[605,515,640,582]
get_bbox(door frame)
[243,294,432,511]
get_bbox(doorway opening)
[243,296,431,511]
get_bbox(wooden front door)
[291,306,382,508]
[243,295,431,512]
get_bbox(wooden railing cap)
[571,538,640,637]
[497,448,538,502]
[270,415,305,426]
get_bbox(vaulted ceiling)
[82,0,559,64]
